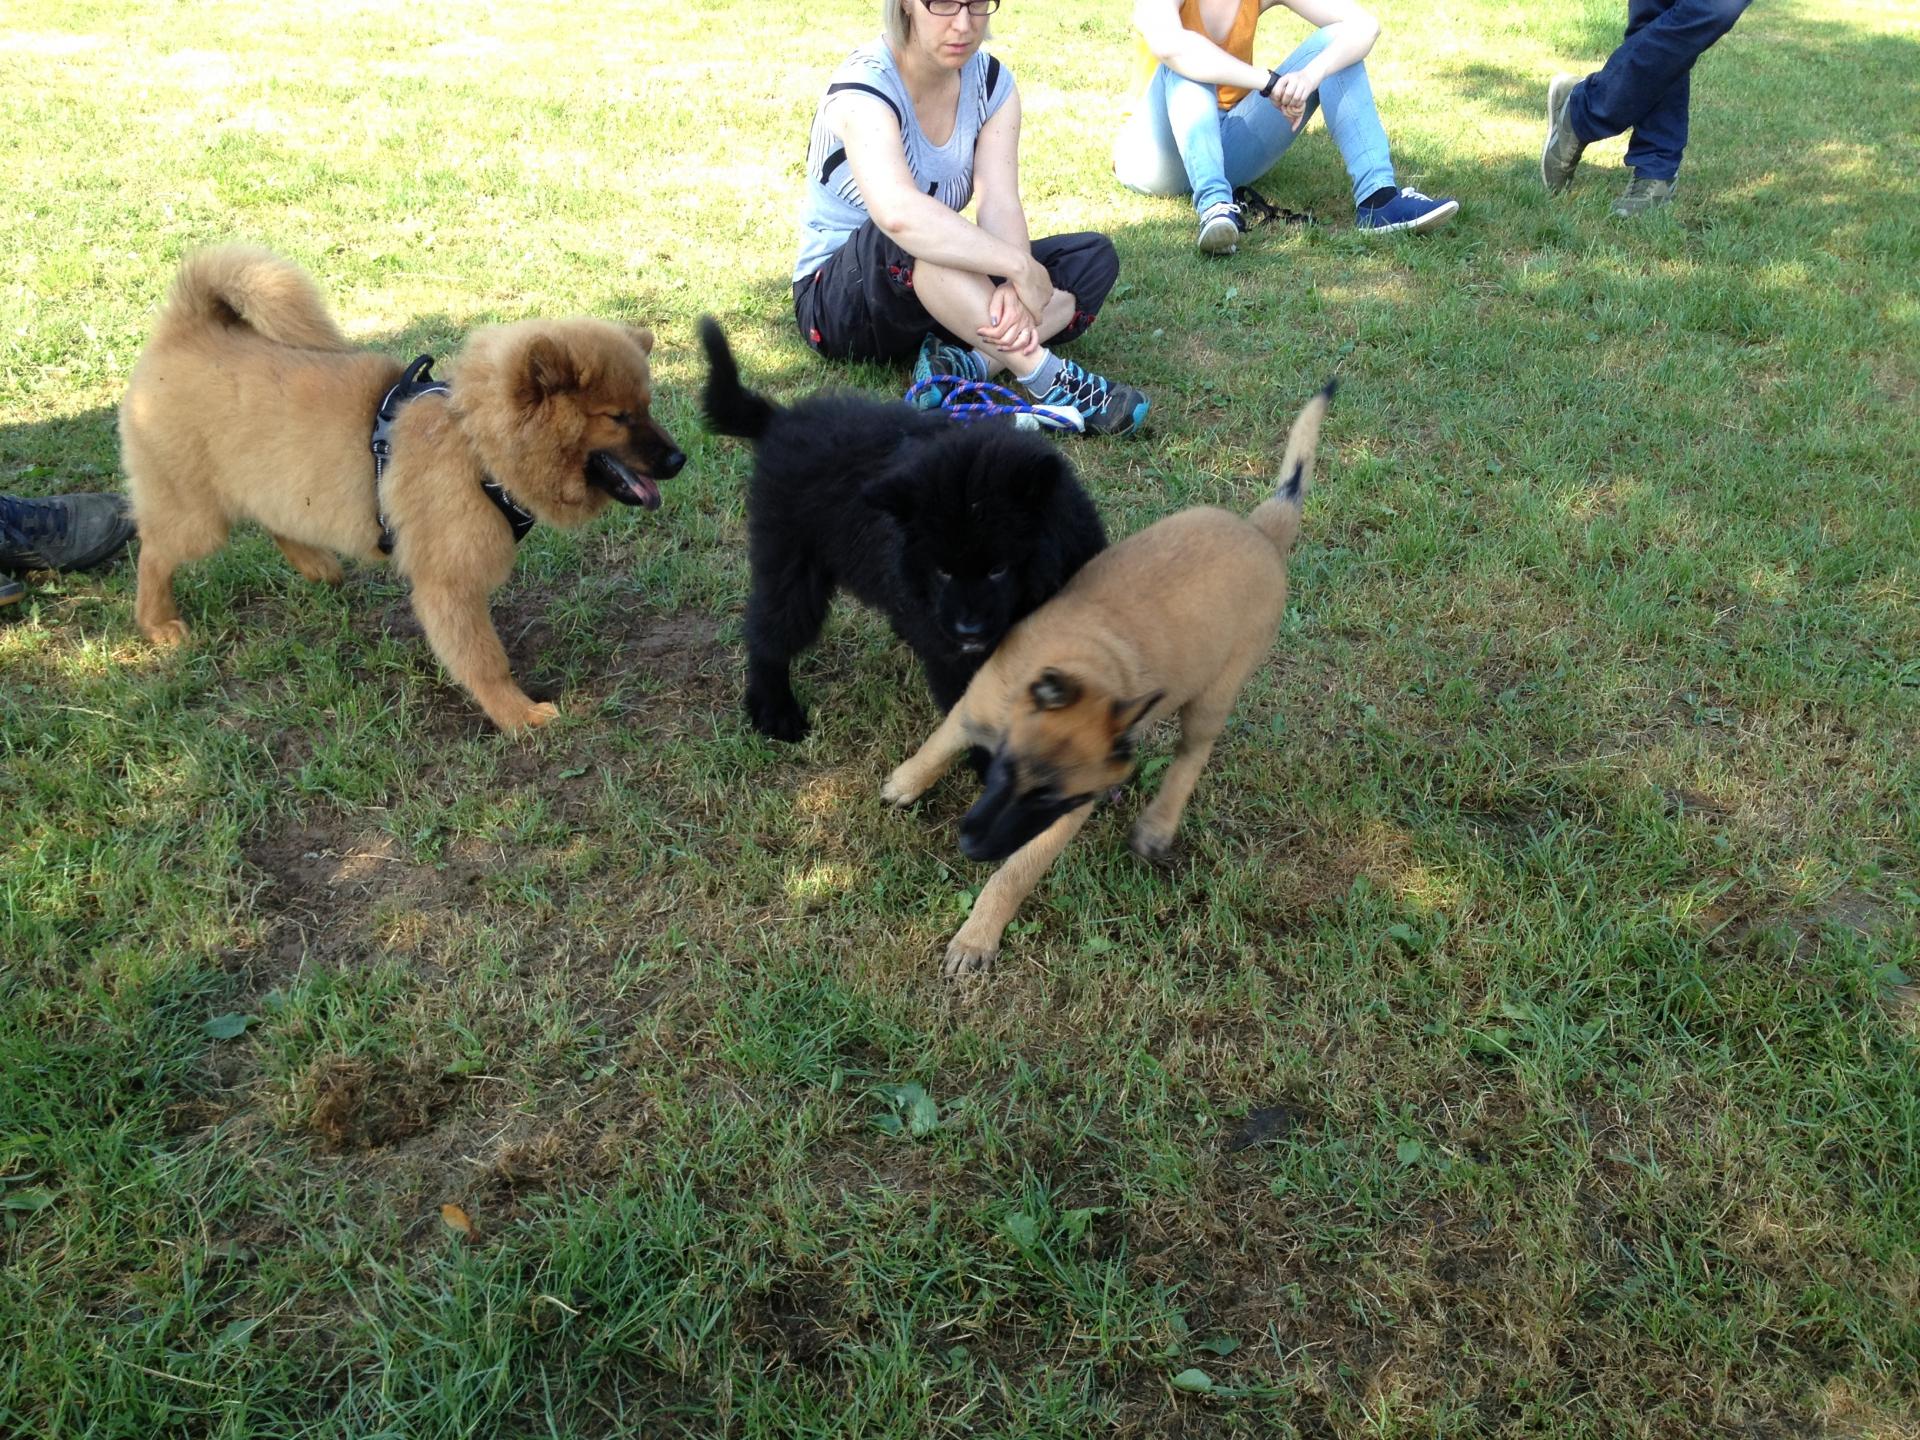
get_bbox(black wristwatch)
[1259,68,1282,97]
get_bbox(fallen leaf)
[211,1317,261,1353]
[440,1202,475,1239]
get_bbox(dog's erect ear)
[522,337,580,405]
[1110,689,1164,734]
[627,325,656,356]
[1030,668,1082,711]
[1014,447,1074,508]
[862,473,919,523]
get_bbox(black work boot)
[0,492,138,572]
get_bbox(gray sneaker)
[1612,174,1676,217]
[1028,356,1151,437]
[1541,73,1587,193]
[0,492,137,573]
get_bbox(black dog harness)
[371,354,536,555]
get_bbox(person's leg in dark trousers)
[974,230,1147,434]
[798,222,1148,435]
[794,220,940,364]
[1619,0,1691,180]
[1027,232,1118,347]
[795,225,1119,360]
[1568,0,1751,180]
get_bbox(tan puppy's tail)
[1249,379,1336,558]
[152,245,353,352]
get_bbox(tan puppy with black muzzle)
[882,382,1334,976]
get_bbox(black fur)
[699,317,1106,744]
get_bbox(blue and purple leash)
[904,375,1085,435]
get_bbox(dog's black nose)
[656,448,687,479]
[951,616,985,638]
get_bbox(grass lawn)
[3,0,1917,1434]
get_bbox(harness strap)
[371,355,535,553]
[481,478,537,544]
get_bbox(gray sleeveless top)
[794,40,1014,283]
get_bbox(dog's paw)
[941,934,998,978]
[498,700,560,733]
[1129,818,1179,863]
[746,694,809,744]
[143,619,190,648]
[881,764,930,808]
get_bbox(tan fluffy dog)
[882,384,1333,974]
[119,245,684,731]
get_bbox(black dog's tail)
[698,316,779,441]
[1249,378,1337,559]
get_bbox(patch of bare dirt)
[304,1054,460,1152]
[384,588,735,732]
[241,821,493,977]
[1703,884,1907,964]
[734,1277,845,1369]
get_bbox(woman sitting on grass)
[1114,0,1459,252]
[793,0,1151,436]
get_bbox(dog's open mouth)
[587,452,664,510]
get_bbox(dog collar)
[371,355,535,553]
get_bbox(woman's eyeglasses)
[920,0,1001,15]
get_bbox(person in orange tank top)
[1113,0,1458,251]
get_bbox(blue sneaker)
[1027,356,1150,437]
[0,575,23,610]
[1354,187,1459,235]
[1196,200,1243,255]
[908,333,989,409]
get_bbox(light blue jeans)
[1112,28,1395,212]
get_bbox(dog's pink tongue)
[631,475,661,509]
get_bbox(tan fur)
[119,246,675,732]
[883,386,1333,974]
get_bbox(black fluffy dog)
[699,317,1106,743]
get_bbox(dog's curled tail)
[152,245,353,352]
[697,316,778,441]
[1249,378,1336,559]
